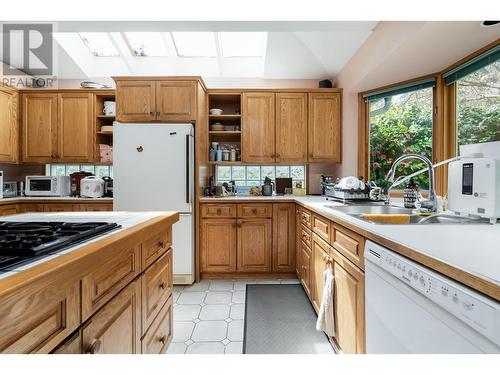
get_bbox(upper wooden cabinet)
[58,93,94,162]
[115,80,156,122]
[308,92,341,163]
[0,86,19,163]
[114,78,198,123]
[22,93,58,163]
[275,93,308,163]
[22,92,95,163]
[241,92,276,163]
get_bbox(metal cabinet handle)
[159,335,166,345]
[159,281,166,290]
[150,111,154,116]
[85,339,101,354]
[251,209,257,214]
[217,209,222,215]
[159,240,166,248]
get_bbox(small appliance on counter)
[70,171,93,197]
[2,181,19,198]
[25,176,70,197]
[262,177,275,196]
[102,176,113,197]
[0,171,3,199]
[448,157,500,224]
[80,176,105,198]
[275,177,292,195]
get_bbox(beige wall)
[334,21,500,178]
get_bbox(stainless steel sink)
[325,205,485,225]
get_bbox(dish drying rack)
[321,180,374,202]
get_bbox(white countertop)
[0,211,170,279]
[201,195,500,287]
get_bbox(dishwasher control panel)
[365,240,500,347]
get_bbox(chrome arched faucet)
[385,154,437,213]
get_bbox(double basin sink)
[325,204,482,225]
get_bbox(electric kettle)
[262,177,275,196]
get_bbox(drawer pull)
[159,240,166,248]
[252,209,257,214]
[217,209,222,215]
[159,282,167,290]
[85,339,101,354]
[159,335,167,345]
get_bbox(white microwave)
[448,158,500,224]
[25,176,71,197]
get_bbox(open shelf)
[94,92,115,164]
[209,131,241,136]
[96,115,115,119]
[207,161,242,165]
[209,114,241,121]
[97,131,113,135]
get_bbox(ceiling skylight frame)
[170,32,218,57]
[78,32,120,57]
[122,32,170,57]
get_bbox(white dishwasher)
[364,240,500,353]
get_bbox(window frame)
[358,39,500,197]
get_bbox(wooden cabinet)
[0,204,18,216]
[22,92,95,163]
[141,296,173,354]
[201,204,237,218]
[332,248,365,354]
[275,93,308,163]
[52,332,81,354]
[308,92,341,163]
[115,78,197,123]
[332,223,365,270]
[298,242,312,297]
[311,233,332,313]
[312,213,331,243]
[156,81,196,122]
[241,92,275,163]
[200,218,237,272]
[0,86,19,163]
[18,203,43,213]
[57,93,94,162]
[116,80,156,122]
[22,93,58,163]
[81,279,141,354]
[43,203,81,212]
[80,203,113,212]
[0,277,80,353]
[237,218,272,272]
[272,203,296,272]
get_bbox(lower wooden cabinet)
[0,204,18,216]
[298,241,312,297]
[141,296,173,354]
[0,201,113,217]
[52,332,82,354]
[236,218,272,272]
[311,233,332,313]
[332,248,365,354]
[272,203,296,272]
[82,279,142,354]
[201,218,237,272]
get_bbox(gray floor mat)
[243,284,335,354]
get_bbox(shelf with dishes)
[95,92,115,164]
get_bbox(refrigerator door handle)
[185,134,190,204]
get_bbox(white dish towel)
[315,267,335,337]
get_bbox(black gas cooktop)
[0,221,121,272]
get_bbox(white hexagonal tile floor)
[168,278,298,354]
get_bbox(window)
[46,164,113,179]
[124,32,169,56]
[219,32,268,57]
[366,84,433,189]
[171,32,217,57]
[456,60,500,149]
[215,165,306,189]
[78,32,119,57]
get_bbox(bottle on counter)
[403,178,419,208]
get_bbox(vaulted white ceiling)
[50,21,377,81]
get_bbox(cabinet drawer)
[201,204,236,218]
[299,208,312,228]
[141,296,173,354]
[238,204,273,218]
[0,204,18,216]
[141,250,172,334]
[312,214,331,243]
[0,278,80,353]
[142,228,172,269]
[299,224,312,250]
[332,224,365,270]
[81,245,141,321]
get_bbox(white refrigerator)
[113,123,195,284]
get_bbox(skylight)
[220,32,268,57]
[78,32,119,57]
[171,32,217,57]
[124,32,168,57]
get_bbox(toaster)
[448,157,500,224]
[80,176,105,198]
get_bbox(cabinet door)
[241,92,275,163]
[18,203,44,213]
[80,203,113,212]
[201,219,237,273]
[22,93,58,163]
[116,80,156,122]
[295,207,302,277]
[275,93,307,163]
[156,81,196,122]
[237,218,272,272]
[332,249,365,354]
[43,203,81,212]
[0,87,19,163]
[81,279,141,354]
[308,93,341,163]
[52,332,81,354]
[0,204,18,216]
[272,203,296,272]
[57,93,94,162]
[299,242,312,297]
[141,296,173,354]
[311,234,332,313]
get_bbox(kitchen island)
[0,211,178,354]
